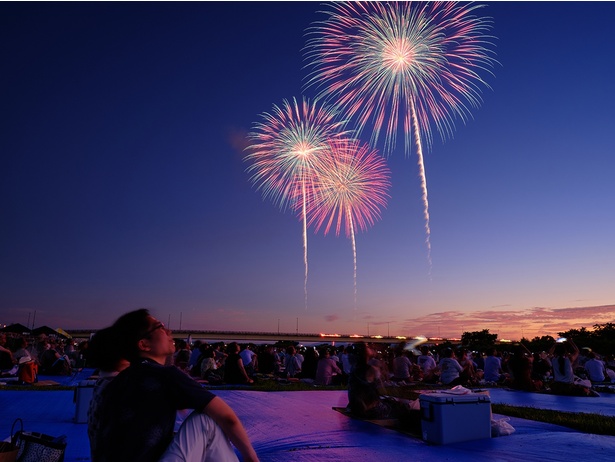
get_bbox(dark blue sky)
[2,2,615,340]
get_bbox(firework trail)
[245,97,347,308]
[305,138,391,305]
[304,1,497,271]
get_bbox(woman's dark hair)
[557,356,565,375]
[553,343,567,375]
[88,326,125,372]
[111,308,151,363]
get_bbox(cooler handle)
[421,403,434,422]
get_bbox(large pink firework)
[304,1,497,271]
[305,138,391,303]
[245,97,347,307]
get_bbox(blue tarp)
[1,386,614,461]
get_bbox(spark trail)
[305,138,391,306]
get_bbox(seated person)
[224,342,254,385]
[200,347,223,384]
[483,348,506,383]
[417,346,438,383]
[348,342,416,419]
[584,352,608,384]
[90,309,259,462]
[314,349,341,386]
[12,337,32,364]
[531,351,552,382]
[284,346,302,379]
[506,343,542,392]
[87,326,131,460]
[39,342,71,375]
[549,338,598,397]
[438,347,463,386]
[391,346,412,382]
[257,345,279,375]
[0,333,17,374]
[456,348,479,386]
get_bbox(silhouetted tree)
[523,335,555,353]
[591,323,615,354]
[461,329,497,352]
[557,327,592,350]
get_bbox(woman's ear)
[138,338,151,352]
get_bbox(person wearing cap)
[574,347,592,370]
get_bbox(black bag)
[11,419,67,462]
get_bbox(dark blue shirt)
[92,358,215,462]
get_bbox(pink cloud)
[399,304,615,340]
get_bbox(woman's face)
[142,316,175,358]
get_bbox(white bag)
[491,417,516,437]
[573,376,592,388]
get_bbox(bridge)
[65,329,454,346]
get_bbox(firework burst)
[245,97,348,307]
[305,138,391,304]
[304,1,497,271]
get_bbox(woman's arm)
[204,397,259,462]
[567,338,579,362]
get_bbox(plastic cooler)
[419,392,491,444]
[74,379,97,423]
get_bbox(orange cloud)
[399,304,615,340]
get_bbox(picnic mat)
[332,406,423,438]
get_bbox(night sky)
[2,2,615,340]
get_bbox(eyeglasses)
[143,322,168,338]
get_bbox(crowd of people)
[3,318,614,461]
[3,327,614,398]
[359,338,614,398]
[0,331,89,383]
[140,334,615,408]
[158,338,346,388]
